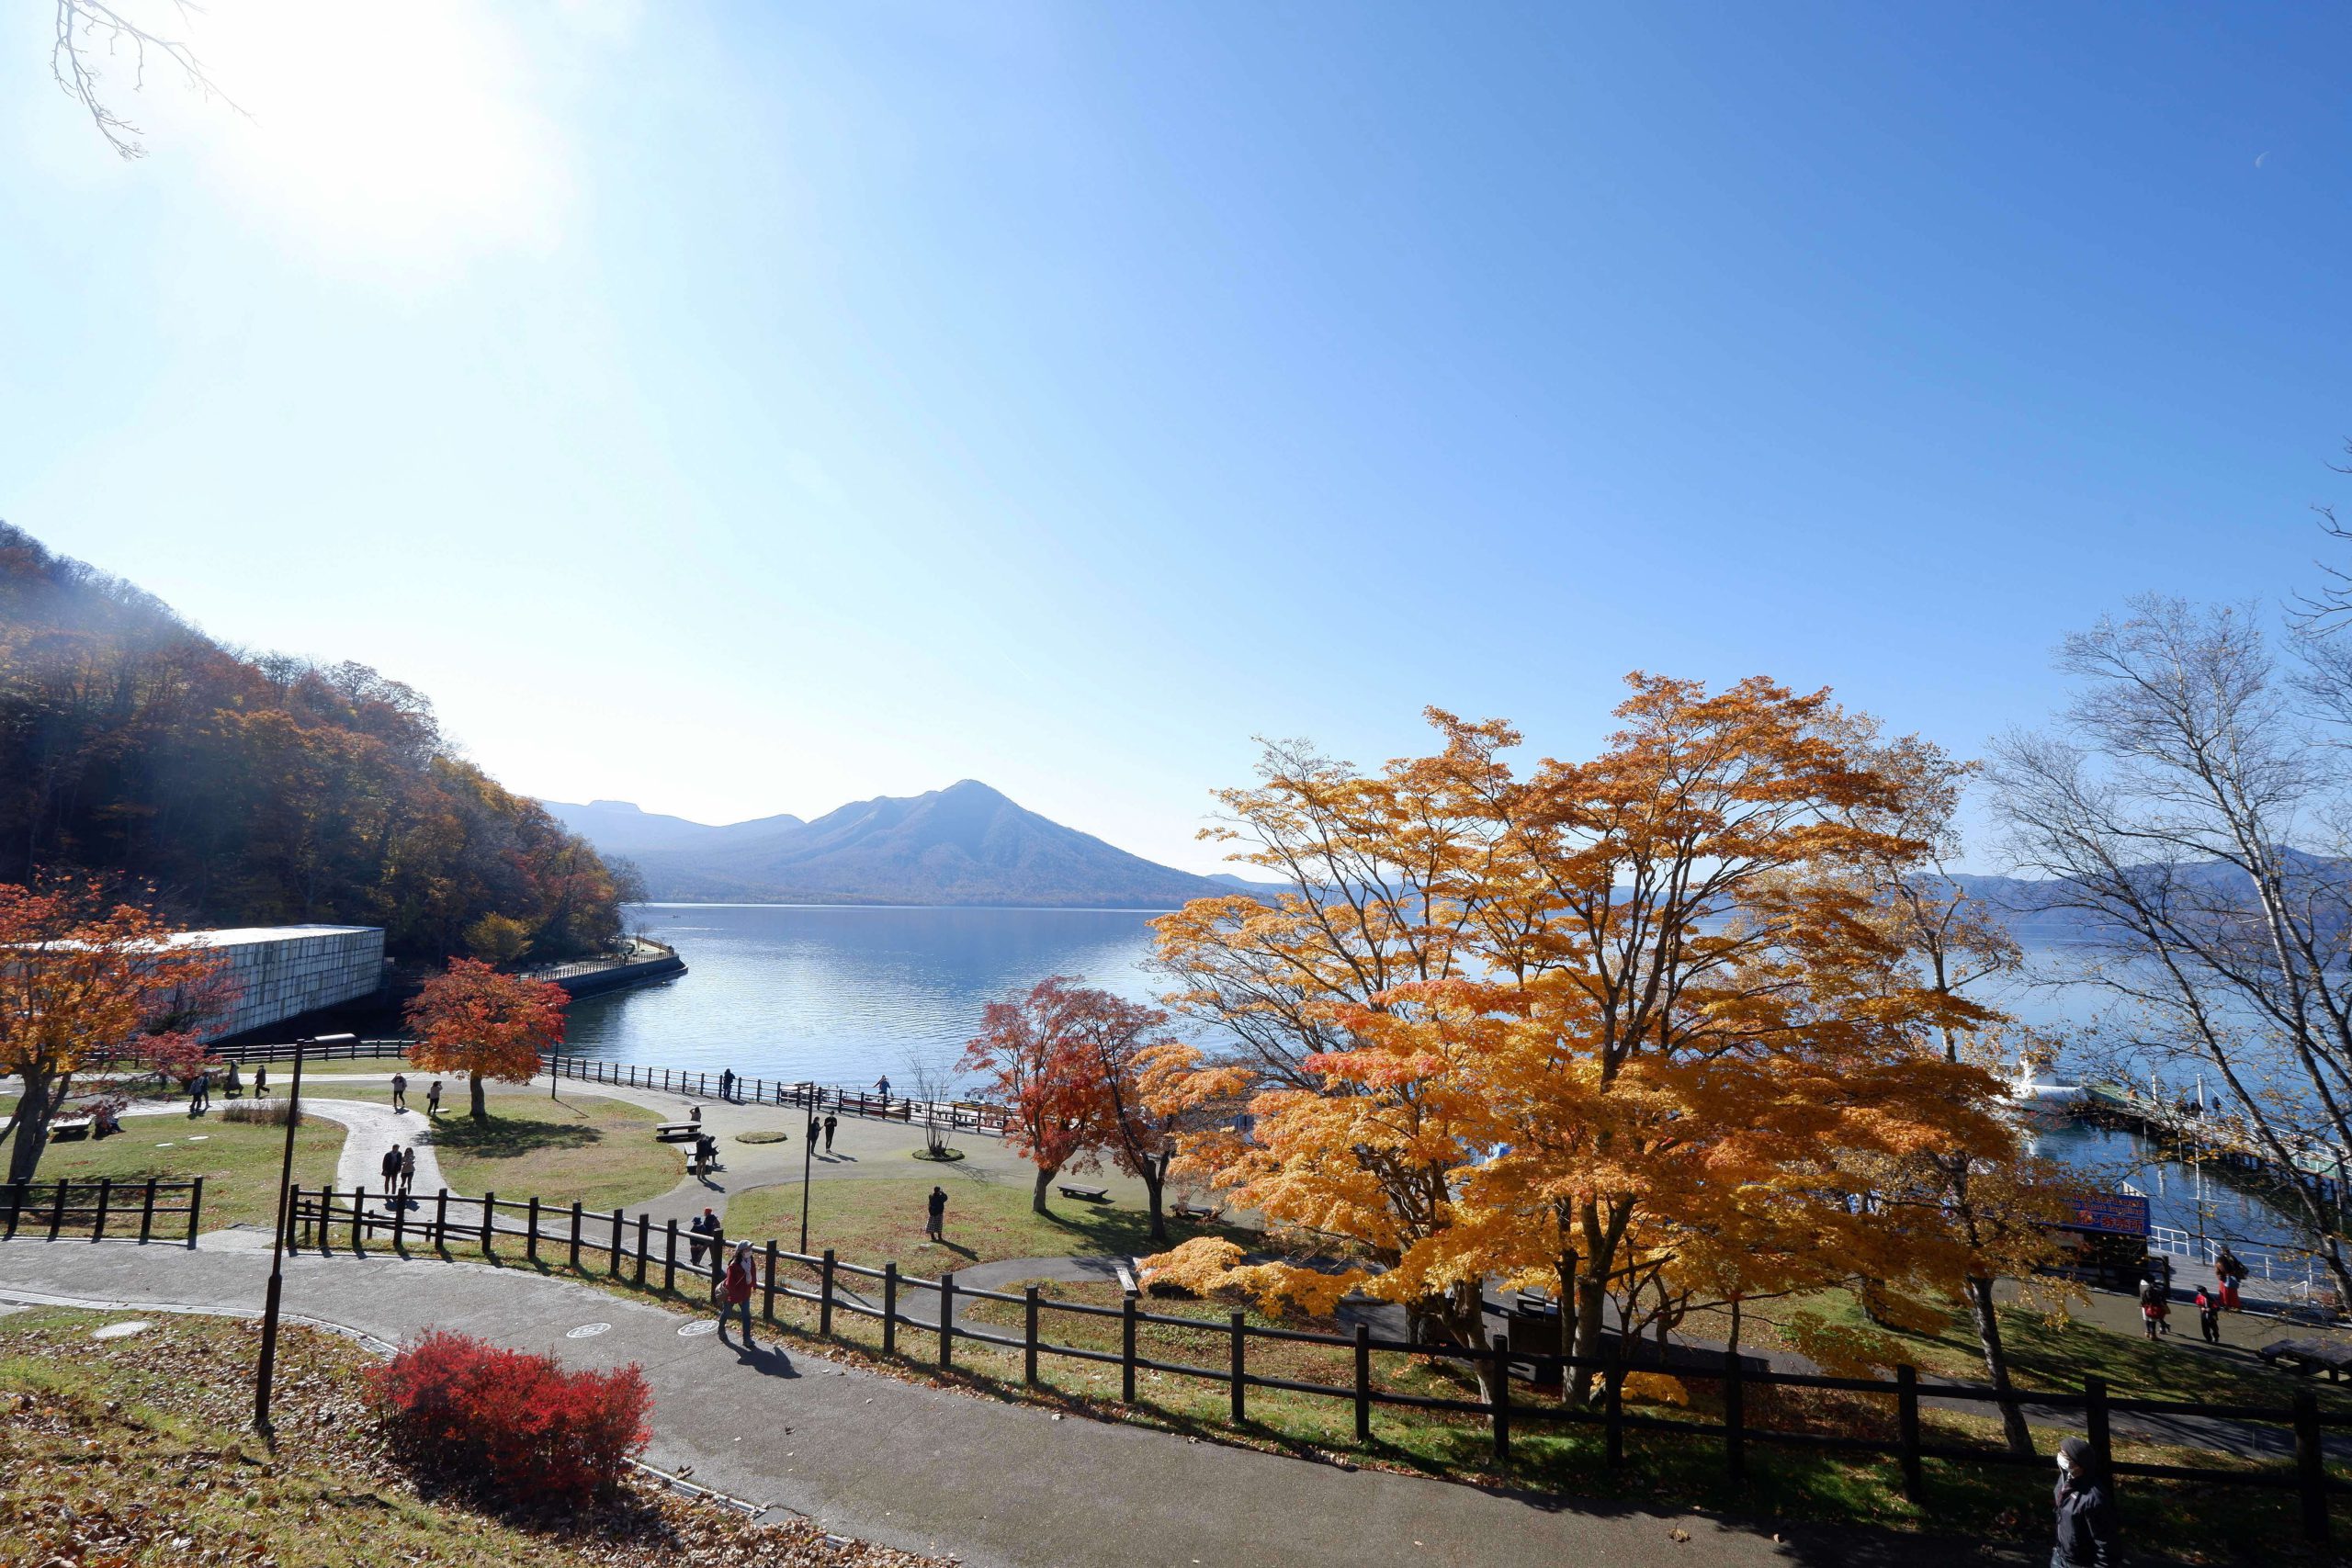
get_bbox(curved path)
[0,1236,2047,1568]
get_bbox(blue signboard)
[2061,1192,2150,1237]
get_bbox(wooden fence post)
[663,1219,678,1292]
[526,1197,541,1264]
[611,1208,624,1275]
[1354,1321,1373,1442]
[1723,1348,1746,1481]
[1230,1310,1247,1424]
[820,1249,836,1336]
[481,1192,496,1258]
[939,1273,956,1368]
[569,1201,582,1272]
[1896,1363,1924,1502]
[391,1190,406,1252]
[1492,1334,1513,1467]
[139,1178,157,1245]
[434,1189,449,1254]
[49,1179,70,1241]
[90,1179,111,1243]
[635,1213,650,1286]
[2084,1374,2112,1488]
[1122,1294,1138,1403]
[187,1171,206,1237]
[883,1263,899,1353]
[764,1240,780,1323]
[350,1185,366,1255]
[2294,1388,2330,1545]
[1023,1285,1039,1385]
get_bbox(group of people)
[388,1072,443,1117]
[2137,1248,2253,1343]
[379,1142,418,1200]
[808,1111,839,1155]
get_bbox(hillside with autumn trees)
[0,524,633,962]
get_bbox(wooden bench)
[1057,1183,1110,1202]
[1172,1201,1222,1223]
[654,1122,703,1145]
[2259,1337,2352,1382]
[48,1117,93,1143]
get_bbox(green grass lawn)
[723,1172,1254,1270]
[1694,1287,2352,1414]
[0,1307,922,1568]
[21,1110,344,1233]
[422,1090,683,1212]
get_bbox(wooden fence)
[286,1184,2348,1542]
[208,1038,413,1066]
[2,1178,204,1245]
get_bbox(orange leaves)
[402,958,566,1084]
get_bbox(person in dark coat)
[720,1067,735,1102]
[379,1145,402,1198]
[2195,1285,2221,1344]
[688,1205,719,1267]
[925,1184,947,1242]
[254,1064,268,1099]
[823,1112,838,1153]
[807,1115,821,1152]
[2051,1435,2118,1567]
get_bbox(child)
[2195,1286,2221,1344]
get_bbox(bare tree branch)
[51,0,243,160]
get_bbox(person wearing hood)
[2052,1435,2119,1567]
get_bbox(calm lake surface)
[565,906,2309,1253]
[561,904,1169,1087]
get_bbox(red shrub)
[369,1330,651,1502]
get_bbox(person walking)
[225,1063,243,1100]
[425,1079,442,1118]
[875,1074,891,1100]
[188,1070,209,1114]
[689,1206,719,1268]
[2195,1286,2221,1344]
[2137,1280,2168,1340]
[2051,1435,2119,1566]
[2216,1250,2245,1311]
[254,1064,268,1099]
[399,1145,416,1200]
[391,1072,408,1112]
[925,1184,947,1243]
[823,1111,838,1154]
[718,1239,756,1344]
[807,1114,821,1156]
[380,1145,402,1199]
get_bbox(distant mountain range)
[544,782,1274,908]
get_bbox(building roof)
[161,926,382,947]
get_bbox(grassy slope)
[724,1173,1252,1270]
[0,1307,933,1568]
[423,1091,684,1213]
[25,1111,345,1232]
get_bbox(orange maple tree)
[0,878,230,1183]
[404,958,567,1122]
[1149,677,2032,1407]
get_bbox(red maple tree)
[404,958,567,1121]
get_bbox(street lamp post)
[255,1032,356,1435]
[799,1085,814,1254]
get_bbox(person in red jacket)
[718,1240,756,1345]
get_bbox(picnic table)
[48,1117,93,1143]
[1057,1183,1111,1202]
[653,1121,702,1145]
[2258,1337,2352,1382]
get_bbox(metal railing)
[2146,1224,2342,1311]
[540,1052,1012,1137]
[1,1177,204,1244]
[286,1183,2350,1543]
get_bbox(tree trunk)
[1142,1152,1169,1244]
[4,1068,61,1186]
[469,1071,487,1122]
[1031,1163,1058,1216]
[1965,1272,2034,1457]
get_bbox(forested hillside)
[0,524,631,962]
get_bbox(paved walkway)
[0,1237,2098,1568]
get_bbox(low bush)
[369,1329,652,1503]
[221,1100,301,1126]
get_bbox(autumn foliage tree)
[404,959,567,1122]
[962,977,1111,1215]
[1149,677,2033,1407]
[0,879,229,1182]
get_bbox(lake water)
[562,904,1170,1086]
[566,906,2312,1257]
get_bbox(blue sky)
[2,2,2345,874]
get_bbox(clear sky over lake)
[2,3,2345,871]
